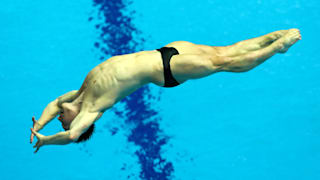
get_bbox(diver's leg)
[220,30,288,57]
[151,29,300,86]
[221,29,301,72]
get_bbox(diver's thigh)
[164,41,207,55]
[170,54,219,82]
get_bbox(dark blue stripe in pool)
[90,0,174,179]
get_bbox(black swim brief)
[156,47,180,87]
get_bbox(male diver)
[30,29,301,153]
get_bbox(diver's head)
[58,102,95,143]
[58,102,79,130]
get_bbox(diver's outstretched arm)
[30,90,78,143]
[31,128,71,153]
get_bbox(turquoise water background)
[0,0,319,179]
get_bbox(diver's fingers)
[34,146,40,153]
[33,139,42,153]
[33,142,38,148]
[31,117,37,143]
[30,117,37,143]
[30,128,40,138]
[32,116,40,128]
[30,126,35,144]
[30,133,34,144]
[32,116,36,125]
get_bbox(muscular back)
[75,50,162,112]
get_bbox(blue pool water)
[0,0,319,179]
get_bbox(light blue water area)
[0,0,319,180]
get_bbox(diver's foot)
[259,30,289,49]
[271,30,289,40]
[278,28,301,53]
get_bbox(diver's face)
[58,103,79,130]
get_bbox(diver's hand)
[30,116,41,144]
[30,128,45,153]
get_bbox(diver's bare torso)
[74,41,217,112]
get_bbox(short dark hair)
[75,124,95,143]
